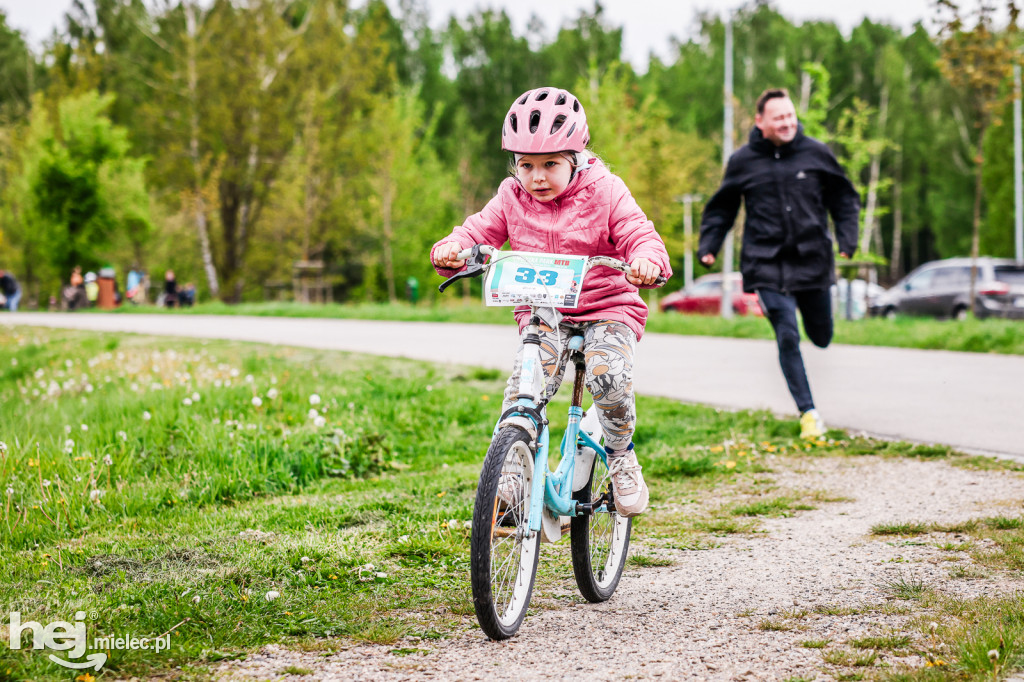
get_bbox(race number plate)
[483,252,588,308]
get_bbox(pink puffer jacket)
[431,158,672,339]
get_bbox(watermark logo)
[5,611,170,671]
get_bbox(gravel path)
[215,456,1024,681]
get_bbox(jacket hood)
[512,156,609,206]
[748,122,806,156]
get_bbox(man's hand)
[628,257,661,286]
[700,253,716,266]
[839,251,852,259]
[431,241,465,269]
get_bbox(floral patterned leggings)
[502,320,637,452]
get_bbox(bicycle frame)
[504,312,605,536]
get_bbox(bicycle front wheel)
[470,426,540,640]
[570,450,631,602]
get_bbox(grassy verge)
[77,299,1024,355]
[0,327,1021,680]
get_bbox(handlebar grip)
[653,275,668,287]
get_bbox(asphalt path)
[5,312,1023,458]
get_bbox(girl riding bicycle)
[430,87,671,517]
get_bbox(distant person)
[697,88,860,439]
[163,270,179,308]
[84,272,99,307]
[406,276,420,305]
[0,269,21,312]
[179,282,196,307]
[63,267,89,311]
[126,266,148,304]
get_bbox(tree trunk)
[186,2,220,300]
[860,84,889,256]
[381,159,397,303]
[969,124,987,318]
[889,152,904,281]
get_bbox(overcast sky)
[2,0,938,69]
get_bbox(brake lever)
[438,245,489,293]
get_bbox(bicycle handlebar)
[438,245,667,293]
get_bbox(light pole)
[1015,61,1023,264]
[676,193,703,289]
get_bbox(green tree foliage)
[6,91,151,296]
[6,0,1024,306]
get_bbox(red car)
[659,272,763,316]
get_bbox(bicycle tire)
[570,449,631,602]
[470,426,541,640]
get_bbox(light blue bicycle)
[438,244,666,640]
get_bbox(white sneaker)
[608,449,649,518]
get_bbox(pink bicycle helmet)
[501,87,590,154]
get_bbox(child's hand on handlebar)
[432,240,466,269]
[627,257,661,286]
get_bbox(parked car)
[659,272,763,316]
[832,278,886,320]
[869,257,1024,320]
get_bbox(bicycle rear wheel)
[570,449,631,602]
[470,426,540,640]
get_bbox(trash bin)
[97,266,117,309]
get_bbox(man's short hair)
[756,88,789,114]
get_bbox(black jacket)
[0,273,18,297]
[698,125,860,293]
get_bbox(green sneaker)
[799,409,824,439]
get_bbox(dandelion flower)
[142,411,152,421]
[64,425,72,435]
[313,416,326,428]
[0,441,7,457]
[103,454,113,467]
[265,590,280,602]
[6,486,13,495]
[117,431,127,442]
[300,556,310,563]
[267,388,279,399]
[252,396,263,408]
[309,394,321,405]
[64,439,75,453]
[182,398,193,406]
[192,392,200,402]
[307,408,319,419]
[191,595,201,604]
[89,489,102,502]
[42,479,51,487]
[375,572,387,579]
[245,374,254,383]
[724,460,737,469]
[989,650,1000,661]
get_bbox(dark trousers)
[756,288,833,413]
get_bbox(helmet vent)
[555,93,567,105]
[518,94,529,105]
[529,110,541,134]
[535,90,549,101]
[550,114,567,134]
[566,122,577,139]
[509,113,518,133]
[572,99,580,112]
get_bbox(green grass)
[871,521,931,536]
[0,326,835,680]
[878,571,929,600]
[2,325,1023,681]
[81,298,1024,355]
